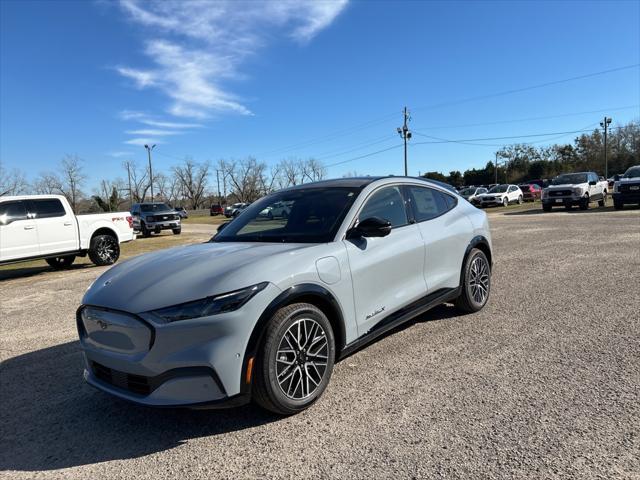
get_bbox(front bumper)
[478,197,505,206]
[77,282,282,407]
[542,196,581,207]
[613,191,640,204]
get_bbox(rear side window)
[359,186,408,228]
[407,186,456,222]
[0,201,28,225]
[31,199,66,218]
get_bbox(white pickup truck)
[0,195,134,268]
[541,172,608,212]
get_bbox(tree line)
[0,155,327,213]
[422,120,639,187]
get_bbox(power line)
[411,104,639,131]
[325,144,403,168]
[412,64,640,112]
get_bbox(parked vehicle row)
[0,195,134,268]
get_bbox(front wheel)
[140,222,151,238]
[579,195,589,210]
[502,197,508,207]
[88,234,120,266]
[542,204,552,212]
[455,248,491,313]
[253,303,335,415]
[46,255,76,269]
[172,227,181,235]
[613,199,624,210]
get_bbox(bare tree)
[0,165,29,196]
[302,158,327,182]
[122,160,150,203]
[172,158,210,209]
[220,157,269,203]
[33,172,62,194]
[57,155,86,213]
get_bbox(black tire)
[140,222,151,238]
[45,255,76,269]
[542,204,552,212]
[517,195,523,205]
[579,195,589,210]
[598,193,607,207]
[613,199,624,210]
[88,234,120,266]
[253,303,335,415]
[172,227,181,235]
[455,248,491,313]
[502,197,508,207]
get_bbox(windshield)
[623,166,640,178]
[488,185,508,193]
[214,187,360,243]
[459,188,475,196]
[552,173,587,185]
[140,203,172,212]
[519,185,531,191]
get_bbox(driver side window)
[359,186,408,228]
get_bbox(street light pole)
[144,144,156,202]
[600,117,612,178]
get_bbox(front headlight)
[572,187,583,195]
[613,182,619,193]
[541,189,548,199]
[150,282,268,322]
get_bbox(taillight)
[126,216,133,229]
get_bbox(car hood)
[547,183,585,189]
[476,192,504,197]
[618,177,640,184]
[83,241,310,313]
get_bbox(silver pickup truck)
[131,202,181,237]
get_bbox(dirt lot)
[1,207,639,479]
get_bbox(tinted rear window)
[32,199,66,218]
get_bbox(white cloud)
[116,0,348,119]
[108,151,133,158]
[125,129,181,136]
[124,138,165,146]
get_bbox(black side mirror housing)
[348,216,392,238]
[588,180,597,186]
[614,174,621,181]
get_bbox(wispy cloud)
[124,138,165,146]
[116,0,348,120]
[107,151,133,158]
[125,129,181,136]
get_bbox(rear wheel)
[88,234,119,266]
[517,195,523,205]
[455,248,491,313]
[45,255,76,269]
[253,303,335,415]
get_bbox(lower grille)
[550,190,572,196]
[92,362,152,396]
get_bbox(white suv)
[475,184,523,207]
[77,177,493,415]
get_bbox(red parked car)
[519,183,542,201]
[209,204,223,216]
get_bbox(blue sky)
[1,0,639,190]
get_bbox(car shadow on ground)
[503,204,640,216]
[0,305,458,472]
[0,263,94,282]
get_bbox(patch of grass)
[180,214,230,225]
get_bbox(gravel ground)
[1,207,639,479]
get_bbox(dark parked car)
[210,204,223,216]
[519,183,542,201]
[131,202,181,237]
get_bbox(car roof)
[0,194,66,202]
[282,176,458,193]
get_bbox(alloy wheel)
[275,318,329,400]
[468,255,490,306]
[96,237,117,263]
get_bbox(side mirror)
[588,180,597,186]
[348,216,392,238]
[217,222,229,232]
[614,174,621,181]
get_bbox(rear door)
[0,200,39,261]
[343,185,427,334]
[29,198,78,255]
[406,185,470,293]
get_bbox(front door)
[343,185,427,335]
[0,200,39,261]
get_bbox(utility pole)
[144,144,156,202]
[397,107,412,176]
[600,117,612,178]
[126,161,133,209]
[216,169,221,205]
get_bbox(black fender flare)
[240,283,346,396]
[459,235,493,286]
